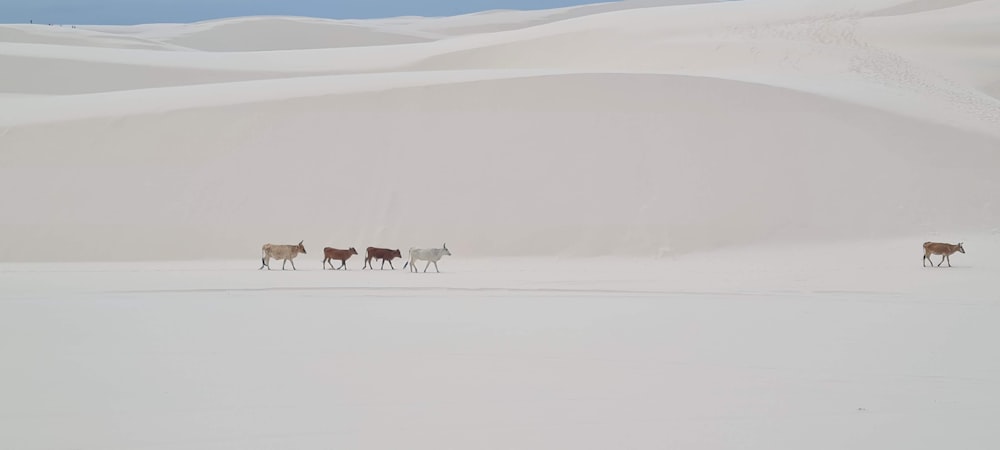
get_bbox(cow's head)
[298,240,306,254]
[349,247,358,255]
[393,249,402,258]
[442,243,451,256]
[957,243,965,253]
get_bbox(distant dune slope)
[1,0,998,261]
[867,0,986,17]
[0,24,186,50]
[2,74,998,261]
[367,0,729,36]
[158,18,434,51]
[0,55,300,95]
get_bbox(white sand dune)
[868,0,986,16]
[3,0,998,127]
[356,0,728,37]
[1,0,999,263]
[857,0,1000,98]
[141,17,434,51]
[0,24,188,50]
[2,73,997,261]
[0,54,304,95]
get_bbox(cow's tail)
[402,247,415,269]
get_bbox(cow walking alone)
[923,241,965,267]
[260,240,306,270]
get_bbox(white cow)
[403,243,452,273]
[260,240,306,270]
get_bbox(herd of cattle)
[259,240,966,272]
[260,241,452,273]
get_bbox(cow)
[923,241,965,267]
[363,247,403,270]
[323,247,358,270]
[403,243,452,273]
[260,240,306,270]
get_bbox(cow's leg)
[433,261,440,273]
[380,259,386,270]
[260,257,269,270]
[282,259,288,270]
[290,259,297,270]
[946,254,952,267]
[388,260,395,270]
[923,254,928,267]
[423,261,431,273]
[340,260,347,270]
[937,256,945,267]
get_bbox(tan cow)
[923,241,965,267]
[260,240,306,270]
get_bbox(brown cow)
[363,247,403,270]
[923,241,965,267]
[323,247,358,270]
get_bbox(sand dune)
[3,0,997,130]
[0,24,187,50]
[358,0,728,37]
[0,54,303,95]
[1,0,998,261]
[857,0,1000,98]
[150,17,434,51]
[868,0,986,16]
[2,73,998,261]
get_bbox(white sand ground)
[2,1,1000,448]
[2,236,999,450]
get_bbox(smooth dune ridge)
[1,0,999,261]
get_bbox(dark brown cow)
[323,247,358,270]
[363,247,403,270]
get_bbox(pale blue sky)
[3,0,612,25]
